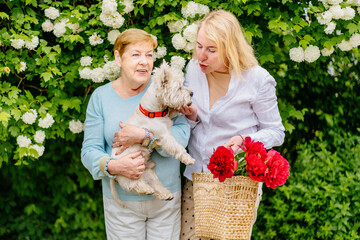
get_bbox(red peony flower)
[263,149,290,189]
[207,146,239,182]
[240,136,267,159]
[245,154,267,182]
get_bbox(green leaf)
[0,12,10,20]
[0,111,11,126]
[9,126,20,137]
[41,72,53,82]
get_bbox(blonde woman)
[81,29,190,239]
[180,10,285,239]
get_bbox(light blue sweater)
[81,81,190,201]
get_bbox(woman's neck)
[112,78,149,99]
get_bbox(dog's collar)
[139,104,169,118]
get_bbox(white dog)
[110,61,195,207]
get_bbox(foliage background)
[0,0,359,239]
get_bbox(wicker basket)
[192,172,259,240]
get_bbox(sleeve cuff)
[188,118,200,129]
[99,156,117,179]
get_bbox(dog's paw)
[181,154,195,165]
[133,181,155,196]
[156,193,174,201]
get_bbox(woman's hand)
[223,135,247,153]
[107,151,146,180]
[112,122,146,154]
[179,105,198,122]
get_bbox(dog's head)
[152,61,193,110]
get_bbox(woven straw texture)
[192,172,259,240]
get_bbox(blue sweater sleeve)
[155,113,191,157]
[81,90,109,180]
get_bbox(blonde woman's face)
[196,27,228,74]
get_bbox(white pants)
[103,190,181,240]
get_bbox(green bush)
[254,130,360,239]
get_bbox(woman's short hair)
[195,10,258,78]
[114,28,158,56]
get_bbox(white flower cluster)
[181,1,209,19]
[34,130,46,144]
[100,0,125,29]
[170,56,186,71]
[42,19,54,32]
[10,36,39,51]
[154,46,167,60]
[28,144,45,158]
[44,7,60,20]
[321,46,335,56]
[167,20,188,33]
[89,33,104,46]
[53,21,66,37]
[171,21,199,53]
[38,113,55,129]
[337,33,360,51]
[108,30,121,44]
[120,0,135,14]
[19,61,26,72]
[80,56,93,67]
[79,60,120,83]
[21,109,37,125]
[17,135,31,148]
[69,120,84,134]
[289,45,321,63]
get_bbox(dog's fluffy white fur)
[110,61,195,207]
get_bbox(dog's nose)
[190,92,193,97]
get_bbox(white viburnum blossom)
[181,1,209,18]
[103,61,121,81]
[21,109,37,124]
[69,120,84,134]
[17,135,31,148]
[38,113,55,129]
[108,30,121,44]
[4,67,10,74]
[317,11,333,25]
[349,33,360,48]
[25,36,39,50]
[91,67,106,83]
[327,0,343,4]
[79,67,92,80]
[289,47,305,62]
[172,33,187,50]
[337,39,353,51]
[183,22,199,43]
[89,33,104,46]
[329,5,345,19]
[324,22,336,34]
[167,20,188,33]
[102,0,118,14]
[170,56,186,71]
[321,46,335,56]
[53,21,67,37]
[66,22,83,34]
[44,7,60,20]
[34,130,46,144]
[120,0,134,14]
[342,7,356,20]
[29,144,45,158]
[304,45,321,63]
[100,12,125,29]
[155,46,167,59]
[80,56,93,67]
[42,19,54,32]
[10,39,25,49]
[184,42,195,53]
[19,61,26,72]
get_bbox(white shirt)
[183,59,285,180]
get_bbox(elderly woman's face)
[116,41,154,87]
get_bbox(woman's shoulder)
[185,59,200,73]
[242,65,275,85]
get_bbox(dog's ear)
[168,108,179,119]
[159,61,171,87]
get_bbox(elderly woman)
[180,10,285,239]
[81,28,190,240]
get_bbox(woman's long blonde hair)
[195,10,258,78]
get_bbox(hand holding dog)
[107,150,146,179]
[179,105,198,122]
[113,122,149,155]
